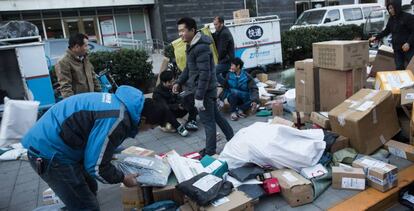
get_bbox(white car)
[290,3,386,30]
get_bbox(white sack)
[0,98,39,146]
[219,122,326,171]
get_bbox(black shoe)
[185,120,198,131]
[177,125,189,137]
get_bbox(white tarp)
[219,122,326,171]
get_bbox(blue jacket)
[224,70,259,102]
[22,85,144,184]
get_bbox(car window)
[295,10,327,25]
[325,9,340,23]
[343,8,363,21]
[363,6,383,19]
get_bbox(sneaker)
[217,99,224,109]
[160,123,176,133]
[185,120,198,131]
[177,125,189,137]
[230,112,239,121]
[237,110,247,118]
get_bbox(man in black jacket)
[213,16,235,85]
[173,17,234,156]
[370,0,414,70]
[153,70,198,137]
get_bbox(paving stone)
[313,187,345,210]
[278,203,323,211]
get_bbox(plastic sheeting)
[0,21,39,39]
[117,156,171,187]
[219,122,326,171]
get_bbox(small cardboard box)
[310,112,330,129]
[271,116,295,127]
[256,73,268,83]
[371,45,396,75]
[295,59,320,113]
[152,174,185,205]
[330,136,350,154]
[384,140,414,162]
[200,155,228,177]
[188,190,254,211]
[313,40,369,71]
[121,146,155,157]
[271,169,314,207]
[319,67,366,111]
[272,101,284,116]
[375,70,414,105]
[408,56,414,73]
[121,184,144,210]
[43,188,61,205]
[329,89,400,154]
[352,156,398,192]
[332,166,366,190]
[366,77,376,89]
[400,86,414,105]
[233,9,250,21]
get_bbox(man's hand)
[123,174,138,187]
[194,99,205,111]
[251,102,258,112]
[368,36,377,42]
[402,43,410,52]
[172,84,180,94]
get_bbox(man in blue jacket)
[22,85,168,211]
[173,17,234,156]
[222,58,259,121]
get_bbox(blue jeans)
[227,89,251,113]
[394,48,414,70]
[28,152,99,211]
[198,92,234,155]
[215,63,231,86]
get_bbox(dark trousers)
[198,93,234,155]
[215,63,231,86]
[227,89,251,113]
[394,48,414,70]
[166,93,198,130]
[28,152,99,211]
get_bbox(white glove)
[194,99,205,111]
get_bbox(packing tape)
[380,135,386,145]
[372,108,378,124]
[336,90,380,126]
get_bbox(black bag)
[176,173,233,206]
[228,164,264,182]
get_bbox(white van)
[290,3,386,30]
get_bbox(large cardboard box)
[121,184,144,210]
[310,112,330,129]
[352,156,398,192]
[371,45,396,75]
[408,56,414,72]
[332,166,366,190]
[295,59,320,113]
[375,70,414,105]
[313,40,369,71]
[121,146,156,157]
[329,89,400,154]
[271,169,314,207]
[188,190,254,211]
[152,174,185,205]
[319,67,366,111]
[384,140,414,162]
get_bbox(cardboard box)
[319,67,366,111]
[200,155,228,177]
[271,116,295,127]
[401,86,414,105]
[152,174,185,205]
[332,166,366,190]
[375,70,414,105]
[408,56,414,72]
[371,45,396,75]
[352,156,398,192]
[256,73,268,83]
[291,111,310,125]
[188,190,254,211]
[330,136,350,154]
[411,105,414,145]
[121,146,156,157]
[384,140,414,162]
[272,101,283,116]
[310,112,330,129]
[329,89,400,154]
[366,77,376,89]
[121,184,144,210]
[295,59,320,113]
[180,203,194,211]
[233,9,250,24]
[313,40,369,71]
[271,169,314,207]
[42,188,61,205]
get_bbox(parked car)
[290,3,386,30]
[43,39,115,68]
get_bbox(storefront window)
[44,19,64,39]
[130,12,146,41]
[29,20,45,39]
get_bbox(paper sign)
[342,178,365,190]
[211,196,230,206]
[388,146,407,159]
[205,160,223,173]
[193,174,222,192]
[356,101,374,112]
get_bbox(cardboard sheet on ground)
[219,122,326,171]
